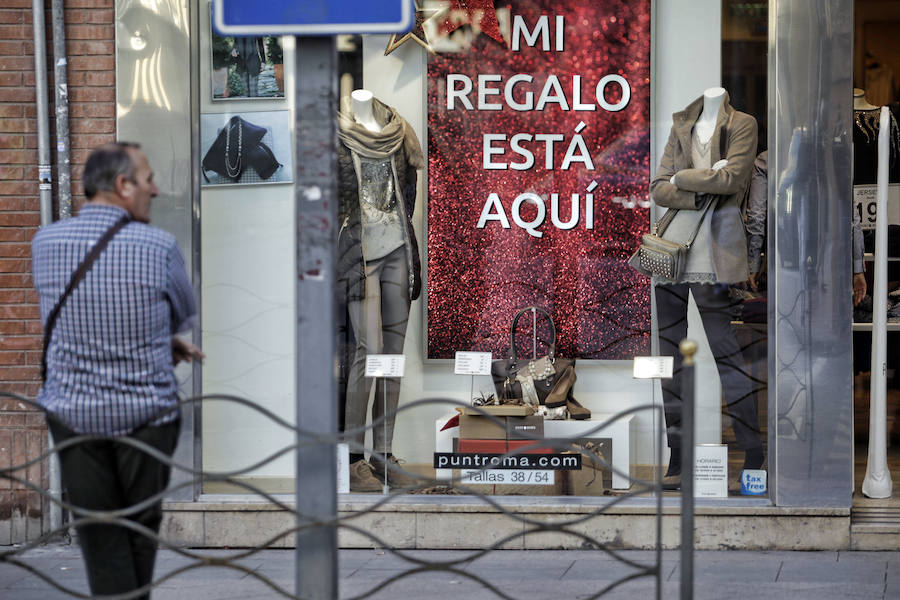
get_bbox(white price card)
[694,444,728,498]
[365,354,405,378]
[336,443,349,494]
[632,356,674,379]
[460,469,554,485]
[454,351,493,375]
[854,184,900,231]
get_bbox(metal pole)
[50,0,72,218]
[31,0,63,538]
[294,36,339,600]
[862,106,893,498]
[679,339,697,600]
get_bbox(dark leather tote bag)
[490,306,575,408]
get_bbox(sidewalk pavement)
[1,543,898,599]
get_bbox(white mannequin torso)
[351,89,382,132]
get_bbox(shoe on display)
[349,459,383,493]
[370,454,419,490]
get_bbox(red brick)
[0,286,31,300]
[68,87,114,103]
[66,0,114,8]
[69,118,114,134]
[23,322,40,335]
[0,88,33,103]
[0,72,23,87]
[0,41,26,56]
[0,367,39,381]
[66,24,113,40]
[84,71,114,87]
[0,182,34,196]
[0,117,32,133]
[0,106,24,119]
[66,40,113,55]
[21,72,33,87]
[0,25,30,40]
[84,9,113,23]
[0,261,29,276]
[0,413,26,428]
[25,413,45,428]
[68,55,114,71]
[0,215,39,229]
[0,11,24,25]
[0,339,40,353]
[0,167,24,181]
[69,103,114,119]
[0,230,26,243]
[0,352,25,367]
[70,133,114,150]
[0,136,24,150]
[0,0,32,8]
[0,245,29,259]
[0,57,31,71]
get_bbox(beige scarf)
[338,95,424,169]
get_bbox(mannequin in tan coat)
[649,88,763,486]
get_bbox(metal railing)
[0,342,703,599]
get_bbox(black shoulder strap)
[41,214,132,383]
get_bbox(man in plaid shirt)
[32,142,203,598]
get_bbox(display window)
[196,0,774,502]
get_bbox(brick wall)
[0,0,115,543]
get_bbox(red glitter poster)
[426,0,651,360]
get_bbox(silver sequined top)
[359,157,404,261]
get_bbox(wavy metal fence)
[0,360,702,599]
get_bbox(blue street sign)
[213,0,414,36]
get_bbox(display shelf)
[852,322,900,332]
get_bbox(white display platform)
[435,413,636,490]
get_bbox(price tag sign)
[336,443,349,494]
[854,184,900,231]
[454,351,492,375]
[632,356,674,379]
[365,354,405,378]
[460,469,554,485]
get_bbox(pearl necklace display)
[224,118,243,179]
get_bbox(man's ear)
[114,173,132,198]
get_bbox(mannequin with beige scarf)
[337,90,424,492]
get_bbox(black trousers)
[655,282,762,451]
[48,418,179,600]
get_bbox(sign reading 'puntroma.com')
[433,452,582,470]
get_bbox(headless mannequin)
[352,89,381,132]
[671,87,729,185]
[854,87,879,111]
[657,86,764,482]
[342,88,416,490]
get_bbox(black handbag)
[490,307,575,408]
[202,116,281,183]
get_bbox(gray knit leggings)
[344,246,410,454]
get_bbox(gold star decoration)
[384,0,442,56]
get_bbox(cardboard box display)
[457,405,535,417]
[458,414,544,440]
[457,438,554,454]
[563,439,611,495]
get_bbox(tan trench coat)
[649,93,758,283]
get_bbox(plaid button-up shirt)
[32,204,197,436]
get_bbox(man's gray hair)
[83,142,142,199]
